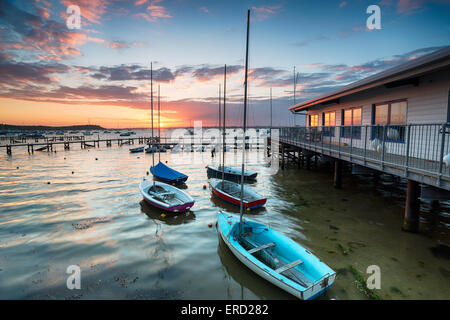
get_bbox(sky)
[0,0,449,128]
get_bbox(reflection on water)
[0,138,449,300]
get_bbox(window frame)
[340,107,362,140]
[322,111,336,137]
[372,99,407,143]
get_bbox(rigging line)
[151,61,155,187]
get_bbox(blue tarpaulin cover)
[150,161,188,183]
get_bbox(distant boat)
[130,146,145,153]
[56,131,64,135]
[217,213,336,300]
[206,165,257,182]
[139,178,194,213]
[114,131,121,134]
[83,131,92,136]
[120,132,131,136]
[145,145,157,153]
[171,144,183,152]
[196,145,206,152]
[104,130,111,134]
[209,178,266,210]
[150,161,188,184]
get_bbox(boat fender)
[161,213,166,218]
[208,223,213,228]
[203,185,207,189]
[146,171,149,175]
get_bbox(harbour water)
[0,130,449,300]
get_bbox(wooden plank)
[275,259,303,274]
[248,242,275,254]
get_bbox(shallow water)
[0,133,449,300]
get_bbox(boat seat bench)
[248,242,276,254]
[275,259,304,274]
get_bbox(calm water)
[0,132,449,300]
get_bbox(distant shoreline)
[0,124,105,131]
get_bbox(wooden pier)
[0,137,163,155]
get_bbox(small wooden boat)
[150,161,188,184]
[130,146,144,153]
[209,178,266,210]
[139,178,194,213]
[206,165,257,182]
[120,132,131,136]
[217,212,336,299]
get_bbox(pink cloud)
[109,41,129,49]
[339,1,348,8]
[251,5,282,21]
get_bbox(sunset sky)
[0,0,449,128]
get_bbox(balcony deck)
[278,124,450,191]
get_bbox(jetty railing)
[279,123,450,189]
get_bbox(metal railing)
[279,123,450,187]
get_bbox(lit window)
[309,114,318,127]
[324,112,335,126]
[341,107,362,139]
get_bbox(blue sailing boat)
[150,85,188,185]
[150,161,188,184]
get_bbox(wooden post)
[298,148,301,168]
[402,179,420,233]
[334,159,342,188]
[6,145,11,155]
[306,155,311,170]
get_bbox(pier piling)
[334,159,343,188]
[402,179,420,233]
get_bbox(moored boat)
[206,165,257,182]
[151,161,188,184]
[209,178,265,210]
[139,178,194,213]
[217,212,336,300]
[130,146,145,153]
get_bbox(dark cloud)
[192,64,243,82]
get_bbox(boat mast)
[151,62,155,186]
[239,9,250,237]
[218,84,221,167]
[222,64,227,188]
[270,87,272,140]
[158,84,161,162]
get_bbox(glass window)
[390,101,406,124]
[324,112,335,126]
[372,100,407,142]
[309,114,318,127]
[341,107,362,139]
[375,104,388,124]
[344,109,352,126]
[352,108,361,125]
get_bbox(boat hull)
[216,212,335,300]
[207,165,257,182]
[139,179,194,213]
[209,179,266,210]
